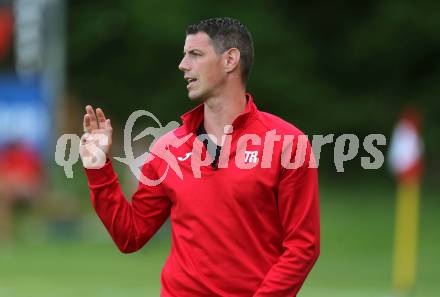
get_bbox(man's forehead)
[183,32,213,51]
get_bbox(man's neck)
[203,88,247,145]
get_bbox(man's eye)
[183,51,201,58]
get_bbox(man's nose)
[178,56,189,72]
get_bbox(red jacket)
[85,94,320,296]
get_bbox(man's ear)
[224,48,240,73]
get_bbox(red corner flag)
[389,107,423,183]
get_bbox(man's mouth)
[185,77,198,88]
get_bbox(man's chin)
[187,91,204,103]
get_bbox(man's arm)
[80,105,171,253]
[253,139,320,297]
[85,158,171,253]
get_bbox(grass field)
[1,180,438,297]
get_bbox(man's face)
[179,32,226,101]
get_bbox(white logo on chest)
[244,150,259,163]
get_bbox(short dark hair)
[186,17,254,84]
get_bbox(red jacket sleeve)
[253,140,320,296]
[85,158,171,253]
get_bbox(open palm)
[79,105,113,169]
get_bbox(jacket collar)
[180,93,258,134]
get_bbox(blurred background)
[0,0,439,296]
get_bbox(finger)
[85,105,99,130]
[95,108,107,128]
[83,114,92,133]
[105,119,112,130]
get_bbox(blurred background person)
[0,141,44,243]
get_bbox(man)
[81,17,319,297]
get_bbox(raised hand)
[79,105,113,169]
